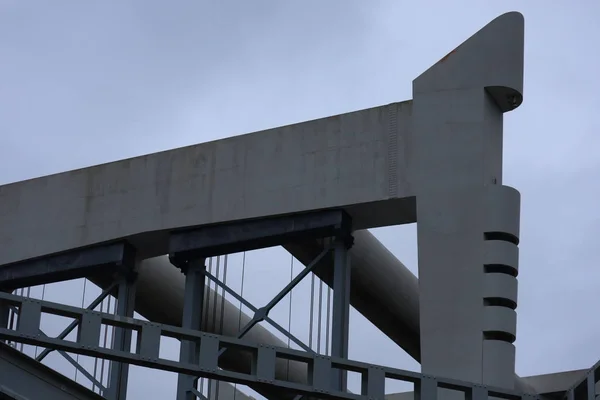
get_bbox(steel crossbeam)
[564,359,600,400]
[0,291,537,400]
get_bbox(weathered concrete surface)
[412,12,524,390]
[283,229,536,394]
[0,10,527,397]
[0,101,414,266]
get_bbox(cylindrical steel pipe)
[90,230,534,394]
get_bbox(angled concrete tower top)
[414,12,524,112]
[412,12,525,390]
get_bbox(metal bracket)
[0,241,136,290]
[169,209,353,264]
[566,365,599,400]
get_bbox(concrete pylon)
[412,12,524,390]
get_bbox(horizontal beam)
[0,241,135,289]
[0,291,537,400]
[169,209,352,262]
[0,101,414,265]
[565,359,600,400]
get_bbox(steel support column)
[171,256,207,400]
[0,289,9,344]
[330,233,352,391]
[106,271,137,400]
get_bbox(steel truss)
[564,359,600,400]
[0,209,539,400]
[0,241,138,399]
[169,209,354,399]
[0,289,538,400]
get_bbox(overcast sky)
[1,1,600,399]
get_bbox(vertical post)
[330,235,351,391]
[411,12,524,391]
[0,289,9,343]
[106,273,137,400]
[176,258,206,400]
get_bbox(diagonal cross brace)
[204,244,331,355]
[7,304,107,392]
[36,282,116,362]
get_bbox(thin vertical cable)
[23,286,31,352]
[286,255,294,380]
[100,295,112,393]
[208,256,221,399]
[107,286,120,385]
[234,251,247,400]
[212,256,221,333]
[18,288,24,351]
[8,289,17,347]
[34,284,46,358]
[325,238,332,356]
[75,279,87,383]
[325,285,332,356]
[219,255,228,335]
[200,257,213,397]
[215,254,228,400]
[308,273,315,350]
[92,297,103,394]
[317,278,323,354]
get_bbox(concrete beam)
[0,100,414,266]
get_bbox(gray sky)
[1,1,600,399]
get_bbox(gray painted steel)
[176,258,207,400]
[0,342,104,400]
[106,275,136,400]
[0,291,537,400]
[0,11,536,399]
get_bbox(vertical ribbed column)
[416,184,521,389]
[482,185,520,388]
[411,11,524,390]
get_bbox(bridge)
[0,12,596,400]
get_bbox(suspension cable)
[91,297,102,393]
[75,279,87,383]
[286,255,294,380]
[215,254,228,400]
[317,276,323,354]
[325,237,332,356]
[234,251,247,400]
[200,257,213,397]
[309,272,315,350]
[100,294,112,393]
[18,288,24,351]
[34,284,46,358]
[207,256,221,399]
[325,285,332,356]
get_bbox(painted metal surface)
[0,11,533,400]
[0,291,538,400]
